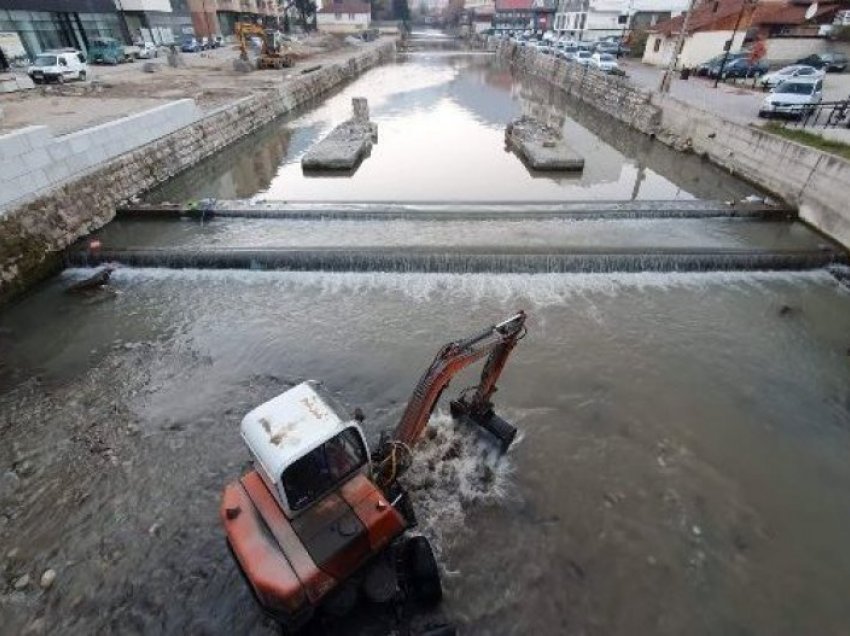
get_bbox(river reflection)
[146,52,756,203]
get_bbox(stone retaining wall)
[495,41,661,134]
[0,100,202,212]
[0,40,396,304]
[495,39,850,251]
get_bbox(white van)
[27,49,87,84]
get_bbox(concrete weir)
[506,116,584,171]
[302,98,378,172]
[0,40,396,305]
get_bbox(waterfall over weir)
[73,201,847,274]
[68,247,848,275]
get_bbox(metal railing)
[784,100,850,129]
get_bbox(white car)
[27,49,87,84]
[760,64,824,89]
[575,50,593,65]
[758,78,823,118]
[590,52,618,73]
[135,41,160,59]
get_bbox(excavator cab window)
[282,427,367,511]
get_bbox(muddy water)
[145,51,757,203]
[1,270,850,635]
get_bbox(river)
[1,36,849,636]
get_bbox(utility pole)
[659,0,697,94]
[617,0,632,58]
[713,0,750,88]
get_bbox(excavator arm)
[391,311,527,450]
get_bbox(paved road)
[621,59,850,141]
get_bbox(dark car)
[795,52,848,72]
[708,57,767,79]
[695,52,747,76]
[180,37,201,53]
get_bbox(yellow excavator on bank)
[235,22,293,69]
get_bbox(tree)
[292,0,317,31]
[832,25,850,43]
[392,0,411,21]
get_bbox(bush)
[831,25,850,43]
[630,30,649,58]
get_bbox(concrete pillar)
[352,97,369,122]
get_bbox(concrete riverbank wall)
[495,41,850,251]
[0,39,396,304]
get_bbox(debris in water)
[40,569,56,589]
[66,266,114,294]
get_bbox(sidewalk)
[621,59,850,142]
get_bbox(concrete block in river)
[505,116,584,171]
[302,97,377,172]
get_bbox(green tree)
[293,0,317,31]
[392,0,411,21]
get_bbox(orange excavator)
[235,21,293,69]
[220,311,527,630]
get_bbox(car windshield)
[33,55,57,66]
[578,51,590,57]
[599,54,614,61]
[775,82,814,95]
[281,427,367,511]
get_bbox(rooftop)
[318,0,371,13]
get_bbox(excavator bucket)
[450,400,518,454]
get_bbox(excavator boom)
[391,311,527,450]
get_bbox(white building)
[317,0,372,33]
[553,0,687,42]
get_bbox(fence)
[780,100,850,129]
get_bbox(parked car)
[27,49,87,83]
[212,35,225,48]
[695,52,747,76]
[709,57,768,79]
[760,64,824,89]
[574,50,593,65]
[589,52,619,73]
[758,78,823,118]
[795,52,848,73]
[89,37,131,64]
[180,36,202,53]
[134,41,160,59]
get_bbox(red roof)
[318,0,371,14]
[651,0,839,35]
[751,1,838,25]
[651,0,751,35]
[496,0,533,11]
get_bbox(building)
[553,0,686,42]
[0,0,125,58]
[117,0,193,44]
[464,0,496,33]
[316,0,371,33]
[493,0,533,33]
[642,0,843,68]
[531,0,555,32]
[188,0,281,38]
